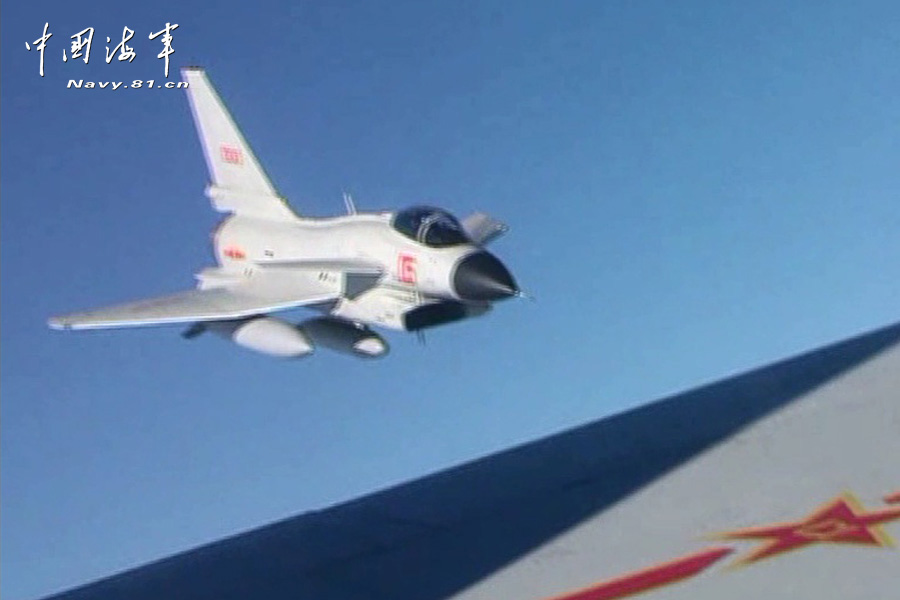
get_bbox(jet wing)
[258,259,385,300]
[39,323,900,600]
[257,258,383,275]
[462,212,508,246]
[48,280,338,330]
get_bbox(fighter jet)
[48,68,519,359]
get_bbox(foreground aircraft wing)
[48,280,338,330]
[43,322,900,599]
[182,67,298,222]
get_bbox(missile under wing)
[41,322,900,600]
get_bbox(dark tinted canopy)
[392,206,469,248]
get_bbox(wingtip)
[180,66,206,80]
[47,317,69,330]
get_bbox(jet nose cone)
[453,251,518,301]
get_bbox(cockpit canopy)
[392,206,470,248]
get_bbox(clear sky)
[3,1,900,598]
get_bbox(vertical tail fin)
[181,68,299,221]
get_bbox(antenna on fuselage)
[342,191,358,215]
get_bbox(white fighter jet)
[48,68,519,359]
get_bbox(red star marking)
[718,493,900,565]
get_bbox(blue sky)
[3,1,900,598]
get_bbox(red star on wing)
[718,493,900,565]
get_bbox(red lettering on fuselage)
[398,253,417,283]
[223,246,246,260]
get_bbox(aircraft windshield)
[392,206,469,248]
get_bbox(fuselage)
[214,212,466,295]
[212,208,517,331]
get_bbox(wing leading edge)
[48,261,384,330]
[47,286,336,330]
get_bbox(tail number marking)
[220,145,243,165]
